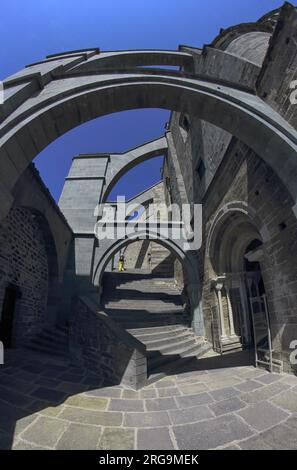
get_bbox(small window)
[196,159,205,180]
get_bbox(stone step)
[127,324,187,336]
[147,343,212,384]
[148,337,199,355]
[145,333,195,351]
[135,327,190,342]
[23,343,68,358]
[119,319,187,329]
[147,341,210,373]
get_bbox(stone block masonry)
[0,207,48,343]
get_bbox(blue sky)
[0,0,292,201]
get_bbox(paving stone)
[235,380,264,393]
[64,394,108,411]
[240,420,297,450]
[240,381,289,404]
[122,389,140,399]
[284,415,297,431]
[124,411,170,427]
[0,375,36,394]
[14,414,39,436]
[210,387,241,402]
[178,383,208,395]
[39,405,65,417]
[145,397,177,411]
[58,373,84,383]
[173,414,252,450]
[0,385,33,408]
[169,405,214,425]
[239,436,274,450]
[86,387,122,398]
[56,423,102,450]
[21,364,44,374]
[259,424,297,450]
[271,390,297,412]
[175,392,214,409]
[30,387,66,404]
[0,431,11,450]
[56,382,87,394]
[13,439,47,450]
[158,387,181,398]
[237,401,289,431]
[137,427,174,450]
[21,416,68,448]
[209,397,246,416]
[109,399,144,412]
[155,379,176,388]
[59,407,122,426]
[206,377,242,390]
[15,371,38,382]
[255,373,282,385]
[99,427,134,450]
[140,389,158,399]
[279,375,297,386]
[33,378,59,388]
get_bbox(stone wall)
[201,139,297,373]
[0,207,48,343]
[164,4,297,373]
[69,296,147,389]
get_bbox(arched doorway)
[207,205,271,361]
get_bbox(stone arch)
[93,232,198,287]
[206,201,269,268]
[92,231,204,335]
[1,66,297,220]
[102,137,167,203]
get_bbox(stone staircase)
[102,270,211,382]
[22,324,69,358]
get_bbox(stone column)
[213,277,228,340]
[187,283,205,337]
[225,283,236,337]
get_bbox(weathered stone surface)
[21,416,68,448]
[209,397,246,416]
[64,395,108,411]
[271,390,297,413]
[237,401,289,431]
[99,428,134,450]
[175,392,214,408]
[59,407,123,427]
[137,428,174,450]
[109,399,144,412]
[145,398,177,412]
[124,411,171,428]
[56,423,102,450]
[169,405,214,425]
[173,414,252,449]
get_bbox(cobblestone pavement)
[1,349,297,450]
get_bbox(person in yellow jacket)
[118,254,125,272]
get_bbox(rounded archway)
[1,63,297,221]
[207,202,270,353]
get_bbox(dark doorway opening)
[0,285,21,348]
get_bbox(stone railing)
[69,296,147,389]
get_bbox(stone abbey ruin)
[1,2,297,451]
